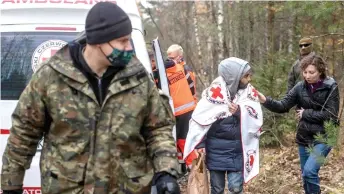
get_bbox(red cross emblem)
[42,49,58,62]
[249,155,254,167]
[246,150,256,172]
[210,87,223,99]
[252,88,258,97]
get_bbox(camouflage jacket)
[1,45,179,194]
[287,58,302,92]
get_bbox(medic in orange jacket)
[165,59,196,116]
[180,60,197,104]
[165,58,198,167]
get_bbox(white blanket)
[183,76,263,183]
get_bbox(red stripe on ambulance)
[1,188,41,194]
[35,27,77,31]
[0,129,10,134]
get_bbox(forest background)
[140,1,344,193]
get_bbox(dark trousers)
[175,110,193,161]
[176,110,193,174]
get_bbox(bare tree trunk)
[238,3,245,58]
[229,2,239,57]
[321,23,327,55]
[228,3,234,57]
[292,13,299,52]
[257,7,264,63]
[267,1,275,59]
[329,36,335,77]
[288,14,295,53]
[207,36,214,84]
[278,22,283,52]
[267,1,276,96]
[248,3,255,62]
[192,2,203,64]
[264,23,268,53]
[210,1,219,79]
[217,0,224,61]
[222,3,229,58]
[184,2,191,59]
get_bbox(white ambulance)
[0,0,171,193]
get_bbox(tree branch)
[311,33,344,39]
[320,184,343,194]
[275,183,296,193]
[262,129,286,148]
[184,54,206,88]
[145,8,165,39]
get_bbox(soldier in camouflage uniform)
[287,37,315,92]
[1,2,180,194]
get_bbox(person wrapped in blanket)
[194,58,253,194]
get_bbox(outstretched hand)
[257,92,266,103]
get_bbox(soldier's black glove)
[151,172,180,194]
[2,189,23,194]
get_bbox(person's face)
[150,57,156,69]
[167,51,182,63]
[299,43,312,56]
[302,65,321,83]
[98,35,132,65]
[239,73,252,89]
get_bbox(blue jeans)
[209,170,243,194]
[299,144,331,194]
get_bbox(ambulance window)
[1,32,77,100]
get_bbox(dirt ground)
[178,133,344,194]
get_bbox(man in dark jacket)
[196,58,253,194]
[1,2,180,194]
[287,37,315,92]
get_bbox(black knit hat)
[85,2,132,45]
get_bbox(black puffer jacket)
[263,77,340,145]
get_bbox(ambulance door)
[151,38,176,141]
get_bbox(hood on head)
[218,57,251,98]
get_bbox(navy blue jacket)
[197,109,243,171]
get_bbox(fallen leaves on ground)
[178,135,344,194]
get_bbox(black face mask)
[101,43,134,68]
[238,81,249,89]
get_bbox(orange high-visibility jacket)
[181,61,197,103]
[166,63,196,116]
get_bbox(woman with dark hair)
[258,54,340,194]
